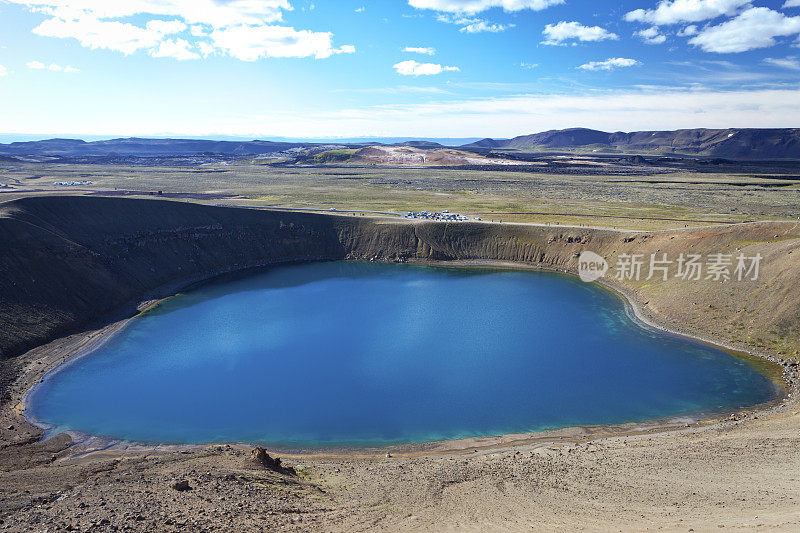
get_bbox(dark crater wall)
[0,196,626,360]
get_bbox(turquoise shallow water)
[32,261,779,446]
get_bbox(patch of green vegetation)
[294,466,313,480]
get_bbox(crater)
[29,261,781,447]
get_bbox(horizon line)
[2,126,799,145]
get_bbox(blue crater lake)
[31,261,780,446]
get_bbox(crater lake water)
[31,261,780,446]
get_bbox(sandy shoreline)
[12,257,796,458]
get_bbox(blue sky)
[1,0,800,139]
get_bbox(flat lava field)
[2,154,799,231]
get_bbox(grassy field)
[1,161,798,230]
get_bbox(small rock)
[385,453,392,458]
[6,425,13,430]
[171,481,192,491]
[246,447,296,476]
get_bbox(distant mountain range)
[0,138,325,157]
[465,128,800,159]
[1,128,799,159]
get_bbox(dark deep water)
[31,262,780,446]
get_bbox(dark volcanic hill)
[464,128,800,159]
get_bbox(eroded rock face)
[245,447,296,476]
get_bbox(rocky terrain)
[2,407,799,532]
[1,196,799,531]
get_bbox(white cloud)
[577,57,640,71]
[625,0,750,26]
[196,41,215,58]
[190,25,207,37]
[784,0,800,7]
[689,7,800,53]
[210,25,355,61]
[149,38,200,60]
[435,13,512,32]
[460,20,511,32]
[0,65,8,77]
[408,0,564,14]
[7,1,291,27]
[393,59,459,76]
[520,61,538,69]
[145,19,186,35]
[355,6,365,13]
[677,25,698,36]
[764,57,800,70]
[27,60,78,71]
[8,1,353,61]
[542,21,618,45]
[33,16,173,54]
[635,26,667,44]
[404,46,436,55]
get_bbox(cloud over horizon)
[15,86,799,138]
